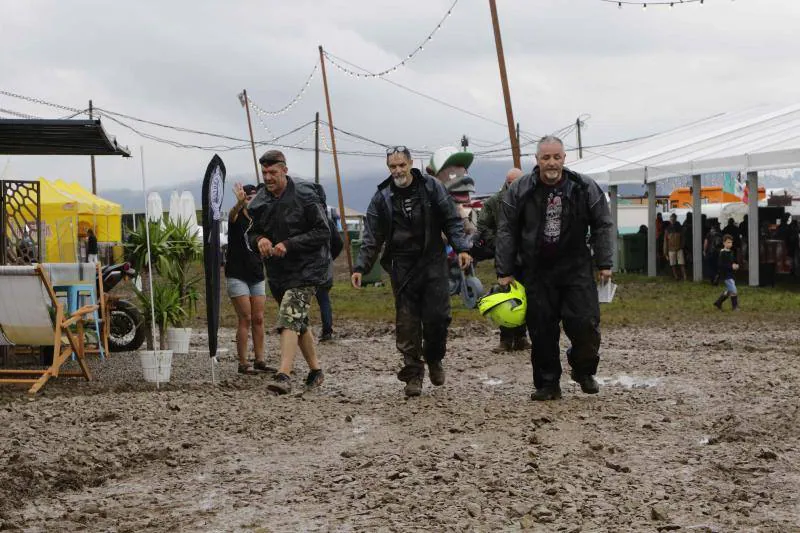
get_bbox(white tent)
[570,104,800,185]
[570,104,800,286]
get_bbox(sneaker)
[531,385,562,401]
[305,369,325,390]
[571,373,600,394]
[428,361,445,386]
[405,377,423,397]
[319,332,333,342]
[267,372,292,395]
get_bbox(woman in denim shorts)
[226,183,271,374]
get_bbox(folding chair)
[0,265,97,395]
[43,262,108,359]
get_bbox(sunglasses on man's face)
[386,146,409,156]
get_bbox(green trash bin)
[620,233,647,272]
[350,239,382,285]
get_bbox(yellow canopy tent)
[54,180,122,243]
[35,179,90,262]
[28,179,123,262]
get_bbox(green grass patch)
[176,260,800,330]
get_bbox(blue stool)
[53,282,105,361]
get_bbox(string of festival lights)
[603,0,712,8]
[246,64,318,117]
[323,0,458,78]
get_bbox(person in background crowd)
[316,207,344,342]
[722,217,740,254]
[226,183,270,375]
[682,212,693,271]
[663,213,686,281]
[704,220,723,284]
[87,228,98,264]
[476,167,529,353]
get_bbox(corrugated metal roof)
[569,104,800,184]
[0,119,130,156]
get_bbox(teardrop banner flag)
[202,155,225,362]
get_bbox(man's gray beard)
[393,176,412,188]
[542,170,561,182]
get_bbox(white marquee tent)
[568,104,800,286]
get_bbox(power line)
[96,107,249,143]
[323,0,458,78]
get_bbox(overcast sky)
[2,0,798,194]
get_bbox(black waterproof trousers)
[525,263,601,389]
[391,257,451,383]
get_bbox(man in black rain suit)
[496,136,614,401]
[352,146,472,398]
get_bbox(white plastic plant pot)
[140,350,173,383]
[166,327,192,355]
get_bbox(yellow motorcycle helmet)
[477,281,527,328]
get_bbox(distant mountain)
[101,162,798,214]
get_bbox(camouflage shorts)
[276,286,316,333]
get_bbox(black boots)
[713,292,738,311]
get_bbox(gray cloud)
[2,0,798,198]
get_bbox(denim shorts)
[227,277,266,298]
[723,278,737,295]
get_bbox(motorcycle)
[100,263,146,352]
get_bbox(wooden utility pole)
[89,100,97,194]
[314,112,320,185]
[489,0,521,169]
[240,89,260,183]
[318,46,353,273]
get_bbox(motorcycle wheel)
[108,299,146,352]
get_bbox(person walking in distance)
[476,167,529,353]
[352,146,472,398]
[248,150,330,394]
[713,234,740,311]
[496,135,614,401]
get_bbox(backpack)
[315,184,345,260]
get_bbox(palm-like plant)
[134,283,187,350]
[162,218,202,323]
[125,222,173,275]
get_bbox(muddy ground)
[0,320,798,532]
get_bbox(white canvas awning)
[570,104,800,184]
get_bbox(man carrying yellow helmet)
[495,135,614,401]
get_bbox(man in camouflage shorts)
[275,286,316,334]
[248,150,331,394]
